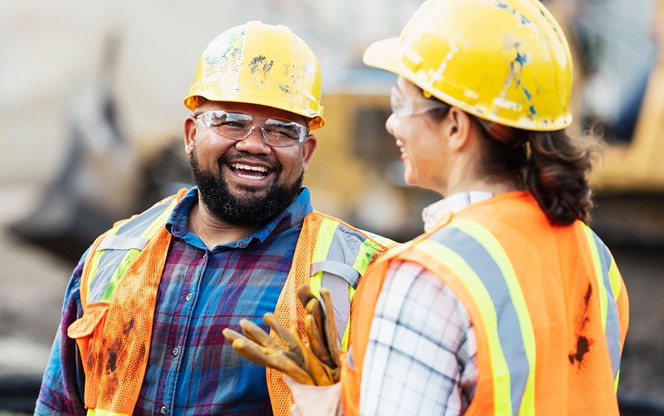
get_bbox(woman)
[339,0,629,415]
[226,0,630,414]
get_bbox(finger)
[231,338,315,386]
[239,319,280,349]
[264,313,300,350]
[223,327,271,356]
[305,298,325,334]
[320,288,341,368]
[290,327,335,386]
[305,314,335,368]
[297,284,316,309]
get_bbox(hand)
[222,284,341,385]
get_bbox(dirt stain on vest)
[569,284,593,367]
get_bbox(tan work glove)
[222,285,340,386]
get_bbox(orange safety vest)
[341,191,629,415]
[67,189,393,416]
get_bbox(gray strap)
[97,234,149,251]
[311,261,360,288]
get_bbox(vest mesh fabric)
[94,231,171,413]
[267,214,318,416]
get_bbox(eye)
[210,112,250,129]
[265,120,303,140]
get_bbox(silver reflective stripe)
[87,198,175,304]
[311,261,360,287]
[318,223,368,344]
[431,226,529,413]
[97,235,149,251]
[88,249,132,303]
[590,231,622,379]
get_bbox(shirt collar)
[422,191,494,232]
[166,186,313,251]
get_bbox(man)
[35,21,392,416]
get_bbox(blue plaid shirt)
[36,187,314,415]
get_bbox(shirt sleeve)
[359,260,477,416]
[35,255,88,416]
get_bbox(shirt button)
[160,405,167,415]
[185,293,193,302]
[172,347,180,357]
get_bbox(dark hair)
[475,124,600,225]
[424,92,601,226]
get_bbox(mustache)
[218,151,280,171]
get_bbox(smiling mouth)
[229,162,270,179]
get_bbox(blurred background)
[1,0,664,413]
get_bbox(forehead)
[197,101,308,124]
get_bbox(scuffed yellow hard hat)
[184,21,325,129]
[363,0,573,131]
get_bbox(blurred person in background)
[226,0,630,414]
[35,21,392,416]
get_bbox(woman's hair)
[477,125,601,226]
[424,92,602,226]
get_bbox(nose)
[234,125,272,154]
[385,113,397,137]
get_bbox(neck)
[188,198,260,249]
[442,155,519,197]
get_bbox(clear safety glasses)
[195,110,309,147]
[390,86,450,118]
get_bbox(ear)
[301,134,318,171]
[444,108,474,152]
[184,115,198,155]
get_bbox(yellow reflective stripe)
[87,408,128,416]
[418,239,512,415]
[370,235,396,248]
[353,239,380,275]
[101,199,177,302]
[582,225,608,329]
[452,219,536,416]
[608,259,622,301]
[340,285,357,351]
[609,258,623,389]
[101,249,141,302]
[309,218,338,298]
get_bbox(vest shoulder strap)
[81,191,184,306]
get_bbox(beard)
[189,150,304,226]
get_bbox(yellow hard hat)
[184,21,325,129]
[363,0,573,131]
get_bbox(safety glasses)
[390,86,449,118]
[195,110,309,147]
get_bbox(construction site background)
[1,0,664,413]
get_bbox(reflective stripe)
[310,218,338,297]
[86,198,176,304]
[353,239,381,277]
[451,219,536,416]
[97,235,149,251]
[311,261,360,287]
[314,220,384,349]
[420,220,535,415]
[582,224,622,386]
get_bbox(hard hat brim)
[362,37,401,75]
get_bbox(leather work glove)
[222,285,341,386]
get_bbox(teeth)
[231,163,268,173]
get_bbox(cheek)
[275,150,304,176]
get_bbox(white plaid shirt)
[360,192,492,415]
